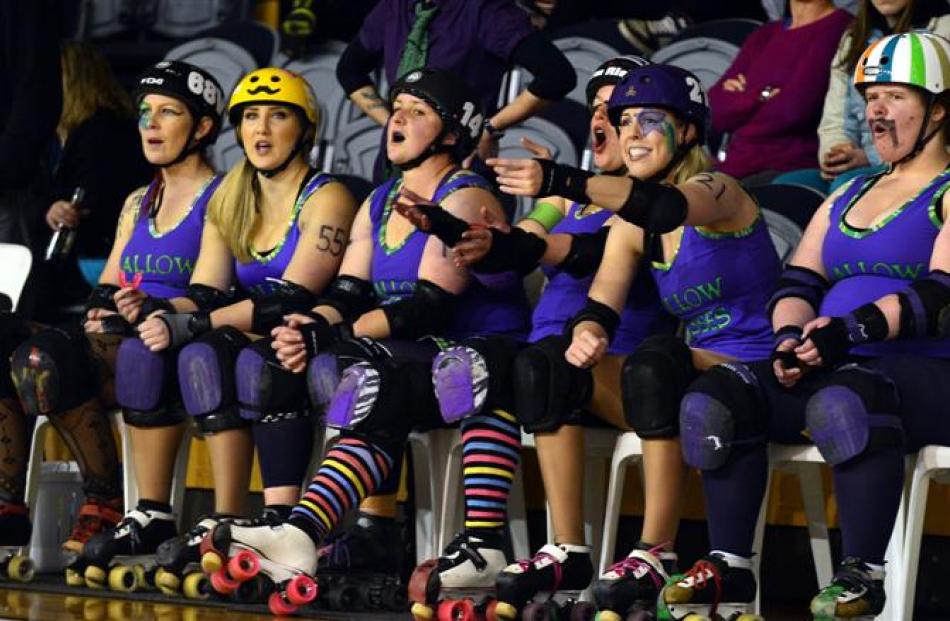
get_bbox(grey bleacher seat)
[747,183,825,264]
[200,19,277,67]
[283,41,350,145]
[331,117,384,181]
[670,18,762,47]
[498,117,578,220]
[150,0,250,39]
[651,37,740,90]
[165,37,257,100]
[505,36,619,108]
[208,123,244,173]
[80,0,133,39]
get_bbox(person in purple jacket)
[708,0,852,184]
[92,68,357,595]
[480,63,781,618]
[194,69,530,614]
[10,61,225,582]
[662,32,950,620]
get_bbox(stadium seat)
[746,183,825,264]
[331,117,385,182]
[165,37,257,101]
[283,41,351,145]
[207,121,244,173]
[199,19,277,68]
[334,173,375,205]
[651,37,739,90]
[670,18,763,47]
[150,0,251,39]
[79,0,133,39]
[0,244,32,312]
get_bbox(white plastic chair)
[900,445,950,620]
[0,243,32,311]
[598,432,644,575]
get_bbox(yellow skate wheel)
[595,612,623,621]
[108,565,138,592]
[84,564,107,589]
[133,564,149,589]
[493,601,518,620]
[182,572,210,600]
[6,556,34,582]
[410,601,434,620]
[154,567,180,594]
[200,550,222,574]
[735,616,764,621]
[65,566,84,587]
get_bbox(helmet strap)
[159,118,202,169]
[649,125,695,183]
[890,94,941,170]
[253,122,312,179]
[395,128,452,171]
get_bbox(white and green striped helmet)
[854,31,950,94]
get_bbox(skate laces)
[517,545,564,593]
[682,558,723,612]
[67,498,121,544]
[443,532,488,570]
[607,544,668,589]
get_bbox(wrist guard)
[536,159,592,204]
[807,303,888,366]
[558,227,609,278]
[85,284,119,314]
[159,311,212,349]
[475,227,547,275]
[770,325,803,370]
[299,314,354,358]
[566,298,620,342]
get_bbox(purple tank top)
[120,175,221,298]
[235,171,334,296]
[821,169,950,358]
[651,214,780,361]
[369,169,529,340]
[530,202,675,353]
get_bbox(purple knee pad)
[235,346,267,421]
[680,392,735,470]
[115,338,166,412]
[431,346,488,423]
[326,362,379,429]
[306,353,340,409]
[805,386,901,466]
[177,342,225,416]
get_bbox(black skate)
[594,545,677,620]
[659,553,760,621]
[0,502,34,582]
[810,557,885,620]
[493,543,596,620]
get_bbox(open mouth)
[592,127,607,152]
[254,140,272,155]
[146,138,163,146]
[869,118,895,137]
[247,85,280,95]
[391,130,406,144]
[626,145,651,161]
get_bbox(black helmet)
[586,55,651,108]
[133,60,226,165]
[390,69,484,168]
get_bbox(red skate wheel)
[570,602,596,621]
[209,568,239,594]
[228,549,260,581]
[438,598,476,621]
[268,591,298,616]
[409,559,439,604]
[285,574,318,606]
[485,599,500,621]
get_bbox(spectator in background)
[0,0,61,246]
[335,0,575,185]
[777,0,950,192]
[708,0,852,185]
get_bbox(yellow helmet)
[227,67,319,127]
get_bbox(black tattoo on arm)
[693,173,727,201]
[360,89,389,111]
[316,225,348,256]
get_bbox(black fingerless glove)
[535,159,593,204]
[411,203,471,248]
[806,304,888,367]
[298,313,354,358]
[770,325,803,370]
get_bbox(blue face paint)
[635,109,669,137]
[138,103,152,130]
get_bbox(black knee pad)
[235,338,308,424]
[680,362,765,470]
[806,364,903,466]
[622,334,696,438]
[512,335,592,433]
[10,328,96,416]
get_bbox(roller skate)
[79,503,177,592]
[409,529,509,620]
[154,515,228,599]
[63,497,123,586]
[809,557,885,620]
[658,553,760,621]
[315,511,407,611]
[199,519,318,616]
[0,502,35,582]
[594,545,678,620]
[493,543,596,621]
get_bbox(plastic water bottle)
[45,187,85,262]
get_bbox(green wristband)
[524,201,564,231]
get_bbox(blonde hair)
[670,144,711,185]
[57,41,134,143]
[208,158,260,263]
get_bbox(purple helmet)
[606,64,709,142]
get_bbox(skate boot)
[409,529,509,620]
[810,557,885,620]
[594,544,677,620]
[0,502,34,582]
[199,519,318,616]
[315,511,407,611]
[80,503,177,592]
[659,553,760,621]
[493,543,596,620]
[154,515,233,599]
[63,497,124,586]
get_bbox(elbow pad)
[616,180,688,234]
[251,280,314,335]
[476,227,547,275]
[316,275,377,323]
[565,298,620,342]
[899,270,950,337]
[185,284,232,312]
[382,279,455,339]
[558,227,609,278]
[768,266,830,317]
[85,284,120,314]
